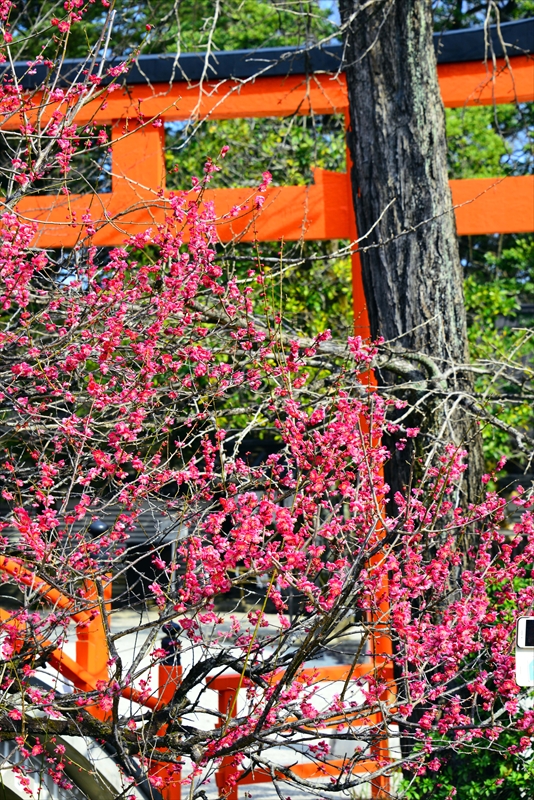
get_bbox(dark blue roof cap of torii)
[7,17,534,89]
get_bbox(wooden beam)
[10,172,533,248]
[2,55,532,132]
[451,175,534,235]
[439,55,534,107]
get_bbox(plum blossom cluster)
[0,175,532,796]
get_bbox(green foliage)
[402,731,534,799]
[278,249,353,336]
[166,115,346,190]
[464,268,533,471]
[446,104,534,179]
[443,93,534,472]
[213,240,353,339]
[157,0,336,52]
[433,0,534,31]
[460,234,534,470]
[9,0,335,60]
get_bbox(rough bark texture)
[339,0,484,503]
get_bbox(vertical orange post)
[344,110,370,340]
[158,663,183,707]
[368,556,394,799]
[111,119,166,201]
[76,577,111,685]
[76,576,112,721]
[156,662,183,800]
[344,109,392,798]
[149,759,182,800]
[213,677,240,800]
[150,625,183,800]
[10,614,26,656]
[351,248,370,338]
[148,759,182,800]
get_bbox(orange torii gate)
[3,18,534,336]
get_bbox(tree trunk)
[338,0,484,504]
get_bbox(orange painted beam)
[236,759,382,784]
[0,556,92,625]
[439,55,534,108]
[9,172,533,248]
[207,664,368,691]
[0,74,348,130]
[1,55,532,132]
[50,644,161,710]
[0,605,161,710]
[451,175,534,235]
[8,173,351,248]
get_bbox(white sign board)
[516,616,534,687]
